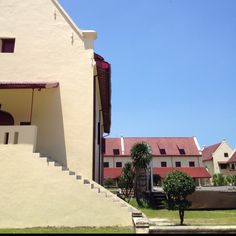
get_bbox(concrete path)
[149,225,236,234]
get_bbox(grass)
[129,198,236,226]
[0,227,135,234]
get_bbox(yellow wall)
[212,141,234,174]
[0,0,99,179]
[0,145,133,228]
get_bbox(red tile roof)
[104,168,122,179]
[202,143,221,161]
[104,167,211,179]
[153,167,211,178]
[228,151,236,163]
[103,138,122,156]
[104,137,201,157]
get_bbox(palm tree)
[131,142,152,206]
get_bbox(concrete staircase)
[0,144,142,228]
[34,152,137,212]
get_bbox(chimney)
[120,136,125,155]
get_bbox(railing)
[0,125,37,151]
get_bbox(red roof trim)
[104,168,122,179]
[0,81,59,89]
[153,167,211,178]
[94,53,111,134]
[104,154,201,158]
[104,167,211,179]
[228,151,236,163]
[202,143,221,161]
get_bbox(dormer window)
[179,148,186,155]
[159,148,166,155]
[0,38,15,53]
[113,149,120,155]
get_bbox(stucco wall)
[203,160,214,177]
[104,156,131,168]
[0,145,133,228]
[212,141,234,174]
[0,0,98,179]
[104,156,202,168]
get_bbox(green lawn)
[0,227,135,234]
[129,198,236,226]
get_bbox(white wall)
[104,156,202,168]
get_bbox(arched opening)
[0,110,14,125]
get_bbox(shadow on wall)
[32,87,67,167]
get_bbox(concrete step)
[83,179,90,184]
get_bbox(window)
[189,161,195,167]
[103,162,109,168]
[179,149,186,155]
[231,164,235,170]
[113,149,120,155]
[1,38,15,53]
[219,164,227,169]
[161,162,167,167]
[175,161,181,167]
[224,153,229,157]
[159,148,166,155]
[116,162,122,168]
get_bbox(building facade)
[0,0,133,228]
[202,139,234,177]
[104,137,211,186]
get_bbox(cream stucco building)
[0,0,135,228]
[202,139,235,177]
[104,137,211,186]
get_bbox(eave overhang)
[0,81,59,89]
[94,53,111,134]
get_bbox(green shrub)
[103,178,115,188]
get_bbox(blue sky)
[59,0,236,148]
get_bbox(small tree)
[131,142,152,206]
[163,171,196,225]
[226,175,233,186]
[103,178,115,188]
[117,162,135,202]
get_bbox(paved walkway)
[147,217,236,234]
[149,225,236,234]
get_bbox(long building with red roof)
[103,136,211,186]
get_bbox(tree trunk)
[179,209,184,225]
[135,167,147,206]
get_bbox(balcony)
[0,125,37,151]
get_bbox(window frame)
[1,38,16,53]
[103,162,109,168]
[113,149,120,155]
[189,161,195,167]
[161,161,167,167]
[159,148,166,155]
[175,161,181,167]
[116,162,122,168]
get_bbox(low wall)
[0,125,37,151]
[188,189,236,209]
